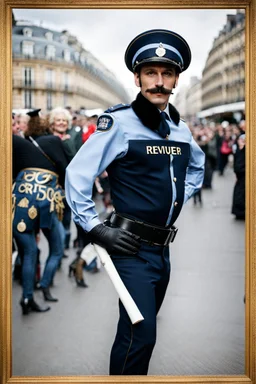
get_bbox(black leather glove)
[88,223,141,255]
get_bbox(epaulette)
[180,117,186,122]
[104,103,131,113]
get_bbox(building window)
[46,45,56,59]
[60,34,68,44]
[63,72,69,91]
[63,93,68,107]
[22,41,34,57]
[23,28,32,37]
[23,67,34,86]
[24,90,33,109]
[80,53,86,65]
[45,32,53,41]
[74,52,80,61]
[63,49,71,62]
[47,92,52,110]
[46,69,54,88]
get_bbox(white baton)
[93,244,144,325]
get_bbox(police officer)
[65,29,205,375]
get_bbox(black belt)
[109,212,178,246]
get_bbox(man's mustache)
[146,86,173,95]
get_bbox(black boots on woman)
[41,287,58,302]
[20,297,50,315]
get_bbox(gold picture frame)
[0,0,255,383]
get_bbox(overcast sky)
[13,8,238,100]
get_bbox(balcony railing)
[13,53,73,64]
[12,78,111,106]
[12,79,74,93]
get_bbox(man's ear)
[134,72,141,88]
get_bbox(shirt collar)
[158,106,170,119]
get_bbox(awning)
[197,101,245,119]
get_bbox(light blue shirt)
[65,105,205,232]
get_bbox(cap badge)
[155,43,166,57]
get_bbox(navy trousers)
[109,243,171,375]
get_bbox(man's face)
[134,63,179,110]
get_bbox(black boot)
[20,297,50,315]
[41,287,58,302]
[75,278,89,288]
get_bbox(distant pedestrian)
[219,127,233,176]
[232,134,245,220]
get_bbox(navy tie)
[158,111,170,139]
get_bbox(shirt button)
[174,202,178,206]
[173,177,177,182]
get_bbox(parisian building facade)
[12,18,131,113]
[172,85,188,119]
[173,10,245,123]
[185,76,202,123]
[201,10,245,115]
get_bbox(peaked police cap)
[125,29,191,73]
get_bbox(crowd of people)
[12,105,246,315]
[12,106,112,314]
[189,119,246,219]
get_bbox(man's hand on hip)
[88,223,141,255]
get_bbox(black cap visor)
[133,57,182,73]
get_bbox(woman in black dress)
[231,134,246,220]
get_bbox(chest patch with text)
[146,145,182,155]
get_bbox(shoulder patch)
[97,115,114,132]
[104,103,130,113]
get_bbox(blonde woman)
[49,107,79,253]
[49,107,77,161]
